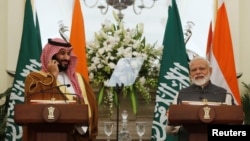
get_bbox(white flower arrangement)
[87,12,163,115]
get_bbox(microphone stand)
[115,83,124,141]
[26,84,71,103]
[107,57,144,140]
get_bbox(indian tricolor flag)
[70,0,89,82]
[206,1,241,105]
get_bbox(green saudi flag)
[5,0,42,140]
[151,0,190,140]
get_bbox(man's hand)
[165,109,180,135]
[166,125,180,135]
[47,60,59,77]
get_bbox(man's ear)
[209,67,212,74]
[189,75,192,84]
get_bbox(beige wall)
[0,0,14,92]
[0,0,27,92]
[1,0,250,94]
[239,0,250,92]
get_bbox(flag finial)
[58,20,70,44]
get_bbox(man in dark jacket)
[166,56,234,141]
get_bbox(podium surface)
[14,104,89,141]
[168,104,244,141]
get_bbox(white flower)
[139,77,146,85]
[108,62,116,69]
[87,12,163,110]
[137,23,144,34]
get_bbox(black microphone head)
[199,96,204,100]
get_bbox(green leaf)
[129,85,137,114]
[241,82,250,124]
[113,89,119,107]
[97,86,105,105]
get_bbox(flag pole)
[213,0,218,27]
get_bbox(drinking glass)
[104,121,114,141]
[122,110,128,122]
[136,121,146,141]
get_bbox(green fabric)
[5,0,42,140]
[0,88,11,141]
[151,0,190,140]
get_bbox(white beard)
[191,73,210,86]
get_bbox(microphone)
[40,84,71,93]
[213,92,235,105]
[177,89,210,104]
[26,84,71,103]
[177,89,234,105]
[40,84,83,104]
[199,96,205,100]
[55,92,82,104]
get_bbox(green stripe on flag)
[151,0,190,140]
[5,0,42,140]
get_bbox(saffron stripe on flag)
[70,0,89,82]
[208,1,241,105]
